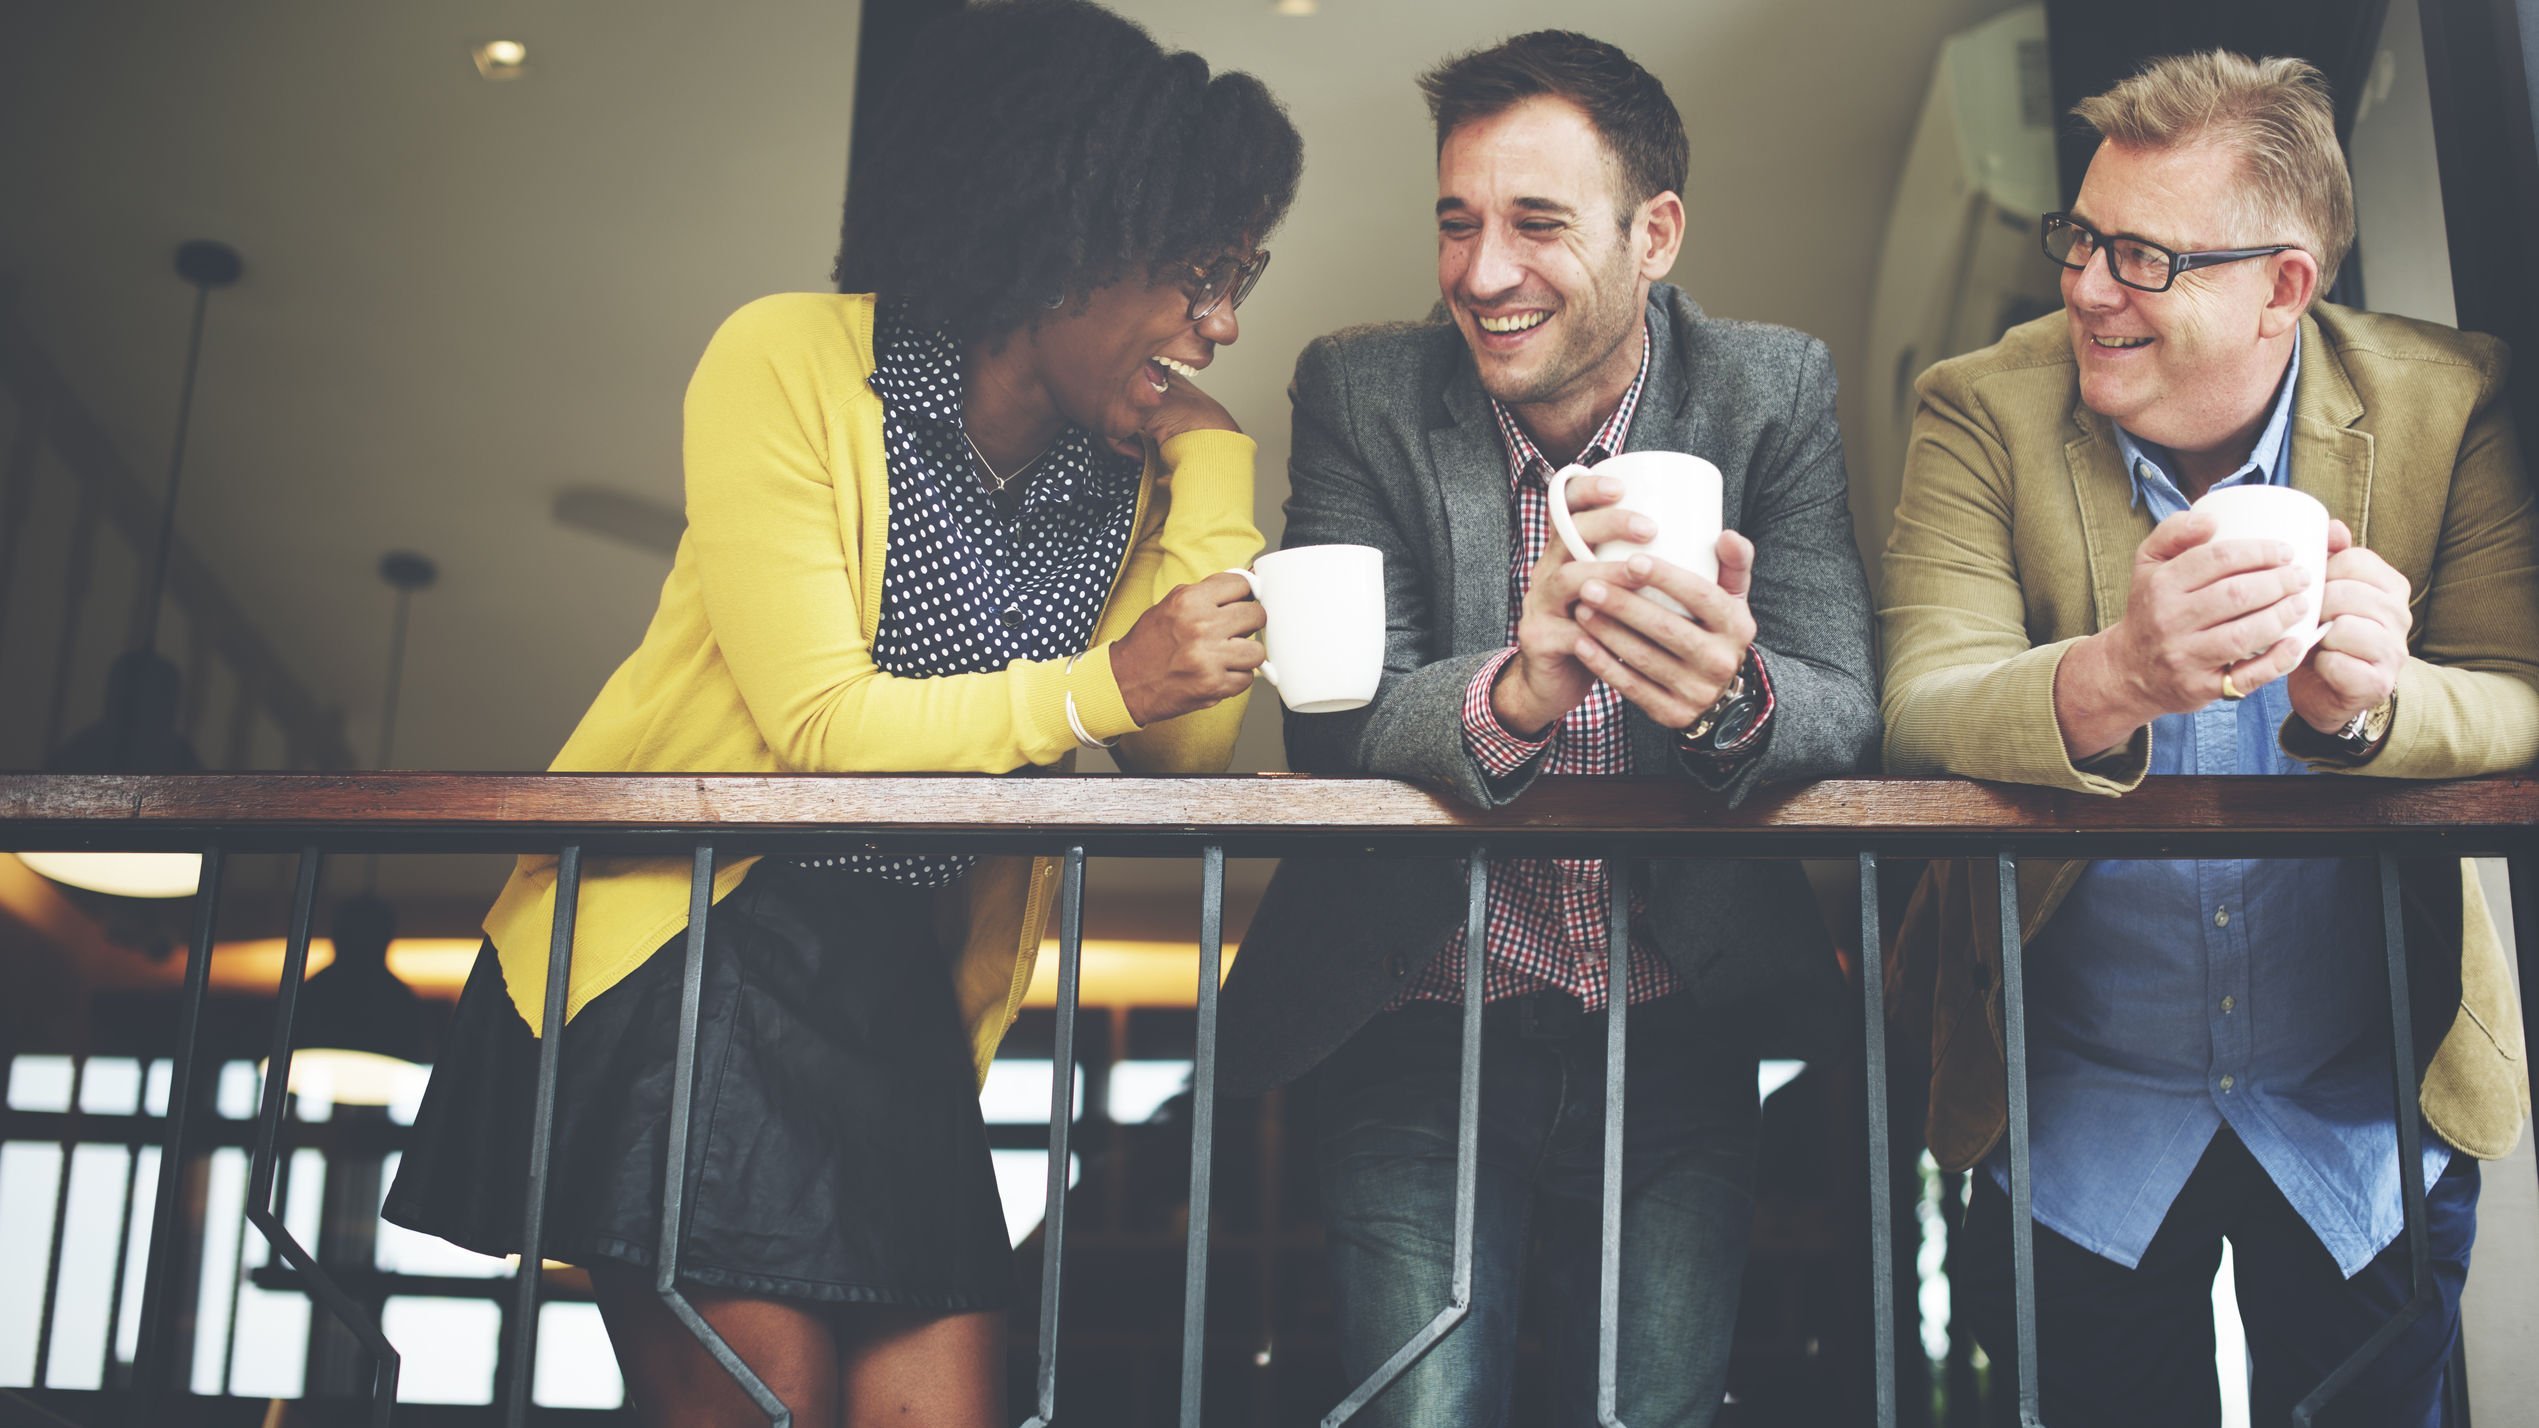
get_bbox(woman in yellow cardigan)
[381,3,1302,1421]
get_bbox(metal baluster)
[32,1057,88,1388]
[2291,853,2434,1424]
[1020,847,1089,1428]
[654,845,788,1425]
[502,844,581,1425]
[1995,852,2043,1427]
[2512,848,2539,1208]
[101,1104,149,1388]
[135,844,224,1419]
[1177,845,1226,1428]
[244,848,400,1424]
[1323,846,1488,1427]
[1596,861,1631,1427]
[1860,852,1896,1428]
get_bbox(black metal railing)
[2,770,2534,1426]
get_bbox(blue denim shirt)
[1989,333,2449,1277]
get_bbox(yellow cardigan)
[483,293,1262,1078]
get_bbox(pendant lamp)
[281,551,438,1107]
[19,240,240,899]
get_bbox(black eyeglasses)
[2040,213,2297,294]
[1185,249,1270,322]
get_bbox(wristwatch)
[1683,651,1769,752]
[2328,694,2397,758]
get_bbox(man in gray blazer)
[1220,31,1880,1426]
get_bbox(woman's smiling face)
[1025,264,1243,454]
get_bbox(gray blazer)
[1220,285,1881,1094]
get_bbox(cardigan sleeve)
[681,296,1252,773]
[1097,428,1265,773]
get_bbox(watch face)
[1711,694,1766,750]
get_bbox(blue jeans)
[1314,991,1759,1428]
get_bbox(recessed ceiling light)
[472,39,528,79]
[1273,0,1317,14]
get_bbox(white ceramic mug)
[1227,544,1385,713]
[1546,451,1725,616]
[2190,484,2331,653]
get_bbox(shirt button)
[2221,995,2235,1014]
[2213,905,2230,928]
[2135,460,2155,481]
[1000,607,1024,628]
[2219,1074,2235,1093]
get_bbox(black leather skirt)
[381,859,1011,1310]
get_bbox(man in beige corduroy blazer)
[1879,50,2539,1428]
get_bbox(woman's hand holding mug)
[1110,572,1266,726]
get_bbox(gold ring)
[2219,669,2245,701]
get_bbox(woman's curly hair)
[835,0,1304,343]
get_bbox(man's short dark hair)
[1418,31,1687,226]
[835,0,1302,343]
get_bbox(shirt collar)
[2114,326,2302,510]
[868,304,1134,512]
[865,304,965,411]
[1490,315,1655,488]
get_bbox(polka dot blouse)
[798,306,1142,886]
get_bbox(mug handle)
[1223,568,1278,690]
[1545,463,1597,564]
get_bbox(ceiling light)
[15,851,205,900]
[1273,0,1318,14]
[27,241,238,902]
[273,895,430,1106]
[472,40,528,79]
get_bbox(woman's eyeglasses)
[1185,249,1271,322]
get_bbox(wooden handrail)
[2,772,2533,859]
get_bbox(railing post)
[502,843,581,1425]
[1020,846,1089,1428]
[1995,851,2044,1428]
[1859,851,1897,1428]
[1595,860,1631,1428]
[134,843,224,1423]
[2290,853,2435,1424]
[31,1055,88,1390]
[1177,844,1226,1428]
[651,843,787,1424]
[246,847,400,1424]
[1322,846,1488,1427]
[2511,847,2539,1208]
[100,1104,149,1391]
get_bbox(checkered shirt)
[1394,319,1687,1011]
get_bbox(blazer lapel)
[1430,360,1514,657]
[2287,313,2374,545]
[2064,405,2152,633]
[1623,293,1718,505]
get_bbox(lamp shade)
[23,650,205,897]
[14,851,205,900]
[279,895,430,1106]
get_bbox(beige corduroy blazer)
[1878,302,2539,1172]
